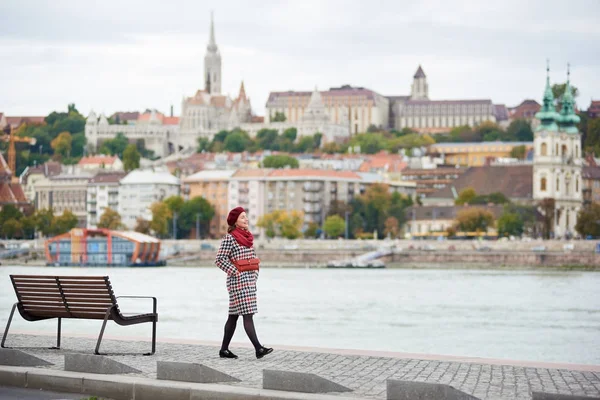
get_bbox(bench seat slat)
[17,288,62,294]
[12,275,107,280]
[23,306,69,313]
[12,279,59,284]
[21,300,65,306]
[14,283,59,289]
[61,289,112,295]
[20,293,63,299]
[57,285,112,290]
[64,298,114,304]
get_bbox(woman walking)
[215,206,273,359]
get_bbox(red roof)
[5,116,45,128]
[78,155,119,165]
[163,116,179,125]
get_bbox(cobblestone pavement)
[3,334,600,400]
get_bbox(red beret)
[227,206,246,227]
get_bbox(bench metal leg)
[144,320,156,356]
[50,318,61,349]
[1,303,17,348]
[95,308,112,355]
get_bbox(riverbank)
[1,333,599,400]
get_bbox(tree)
[507,119,533,142]
[0,205,23,226]
[54,210,78,234]
[223,130,252,152]
[99,132,129,158]
[34,209,55,237]
[97,208,124,230]
[304,222,319,238]
[150,202,172,237]
[278,210,303,239]
[538,198,555,239]
[282,127,297,142]
[384,216,399,238]
[50,131,72,159]
[475,121,503,142]
[134,218,151,234]
[327,200,353,219]
[262,155,299,169]
[388,133,435,152]
[295,136,317,153]
[1,219,22,239]
[510,145,527,160]
[272,111,286,122]
[552,83,579,108]
[71,132,87,158]
[164,196,184,214]
[584,118,600,156]
[323,215,345,238]
[575,203,600,238]
[350,133,387,154]
[197,137,210,153]
[455,187,477,205]
[257,210,303,239]
[497,212,524,237]
[178,196,215,238]
[454,207,495,232]
[123,144,140,171]
[256,128,279,150]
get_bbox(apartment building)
[86,172,127,228]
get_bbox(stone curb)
[0,365,367,400]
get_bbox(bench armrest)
[116,296,157,314]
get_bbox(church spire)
[534,60,559,132]
[557,63,580,134]
[207,11,218,52]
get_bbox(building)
[428,142,534,167]
[509,99,541,120]
[34,169,94,227]
[588,100,600,119]
[19,161,62,202]
[86,172,127,228]
[404,204,504,236]
[85,110,179,158]
[2,116,45,130]
[400,167,467,198]
[422,165,534,206]
[582,166,600,206]
[182,169,236,237]
[228,169,416,237]
[45,228,163,266]
[0,153,29,212]
[532,65,582,237]
[390,66,508,133]
[178,14,253,148]
[118,170,180,229]
[265,85,389,135]
[78,155,124,172]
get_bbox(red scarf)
[230,227,254,248]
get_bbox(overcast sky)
[1,0,599,118]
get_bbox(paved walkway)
[3,333,600,400]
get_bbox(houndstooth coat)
[215,233,259,315]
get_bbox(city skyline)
[1,0,599,117]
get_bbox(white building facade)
[532,66,582,237]
[86,172,126,229]
[118,170,180,229]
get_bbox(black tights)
[220,314,262,351]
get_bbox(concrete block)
[263,369,352,394]
[65,353,141,374]
[27,371,83,394]
[0,349,53,367]
[157,360,241,384]
[387,380,480,400]
[134,382,190,400]
[0,369,27,387]
[82,377,134,400]
[532,392,600,400]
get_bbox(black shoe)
[256,346,273,359]
[219,349,238,359]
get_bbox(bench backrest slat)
[10,275,118,320]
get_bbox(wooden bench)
[1,275,157,355]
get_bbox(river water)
[1,266,599,365]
